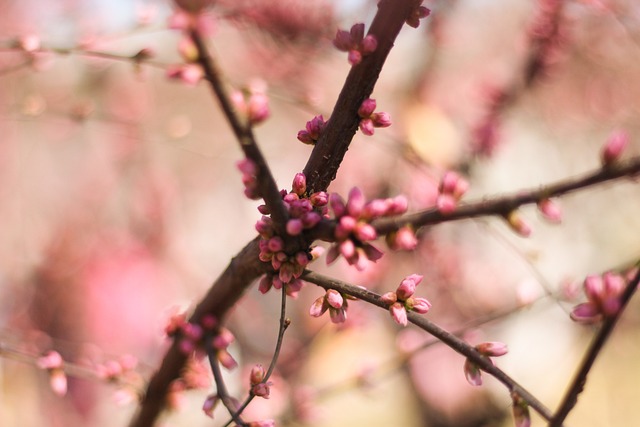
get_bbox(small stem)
[206,335,246,426]
[223,286,290,426]
[302,270,557,423]
[549,265,640,426]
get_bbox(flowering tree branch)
[550,264,640,426]
[301,270,558,423]
[303,0,422,193]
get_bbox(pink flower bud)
[506,211,532,237]
[512,392,531,427]
[380,291,398,304]
[537,199,562,223]
[217,349,238,370]
[390,226,418,250]
[309,191,328,206]
[339,239,356,260]
[390,302,408,326]
[388,195,409,215]
[329,307,347,323]
[202,394,219,418]
[570,302,601,323]
[37,351,64,370]
[247,93,270,125]
[583,274,604,302]
[361,243,384,262]
[250,364,266,385]
[601,130,628,166]
[326,289,344,309]
[267,236,284,252]
[49,369,68,396]
[292,173,306,195]
[252,381,272,399]
[212,328,235,349]
[409,297,432,314]
[396,280,416,300]
[309,295,328,317]
[406,5,431,28]
[463,359,482,386]
[348,50,362,65]
[359,118,375,135]
[475,342,508,357]
[436,194,457,214]
[179,63,203,86]
[361,35,377,54]
[333,29,352,51]
[371,111,392,128]
[178,36,198,62]
[358,98,377,118]
[301,211,321,228]
[350,23,365,42]
[354,222,377,241]
[347,187,365,217]
[329,193,346,217]
[237,157,258,176]
[286,219,303,236]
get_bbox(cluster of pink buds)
[297,115,327,145]
[309,289,355,323]
[380,274,431,326]
[237,158,260,200]
[249,364,273,399]
[256,173,327,296]
[358,98,391,136]
[570,272,627,324]
[406,2,431,28]
[601,129,629,167]
[333,23,377,66]
[231,80,271,126]
[37,350,67,396]
[436,171,469,214]
[326,187,408,270]
[463,341,508,386]
[166,1,216,86]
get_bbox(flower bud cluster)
[231,80,271,126]
[358,98,391,136]
[406,3,431,28]
[463,341,508,386]
[166,1,216,86]
[333,23,377,66]
[37,350,67,396]
[380,274,431,326]
[297,115,327,145]
[309,289,355,324]
[249,364,273,399]
[256,173,328,296]
[326,187,407,270]
[436,171,469,214]
[237,158,260,200]
[570,272,627,324]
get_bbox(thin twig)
[549,264,640,426]
[302,270,558,423]
[189,29,290,234]
[206,335,246,426]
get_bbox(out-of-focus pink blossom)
[202,393,219,418]
[601,129,629,166]
[436,171,469,214]
[387,226,418,250]
[537,199,562,223]
[570,271,627,323]
[476,341,508,357]
[390,302,408,326]
[506,211,532,237]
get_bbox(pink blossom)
[601,130,628,166]
[333,23,377,65]
[202,393,219,418]
[326,289,344,309]
[252,381,273,399]
[292,173,307,195]
[476,341,508,357]
[571,271,627,323]
[408,297,432,314]
[506,211,532,237]
[309,295,328,317]
[247,92,270,124]
[463,359,482,386]
[388,226,418,250]
[250,364,266,385]
[49,369,68,396]
[37,350,63,370]
[406,4,431,28]
[357,99,391,136]
[537,199,562,223]
[390,302,408,326]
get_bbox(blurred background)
[0,0,639,426]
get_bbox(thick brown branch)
[129,237,270,427]
[303,0,421,193]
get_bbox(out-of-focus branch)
[303,0,422,194]
[302,270,558,424]
[374,156,640,235]
[190,30,290,235]
[550,265,640,427]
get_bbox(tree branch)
[302,270,557,423]
[549,265,640,427]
